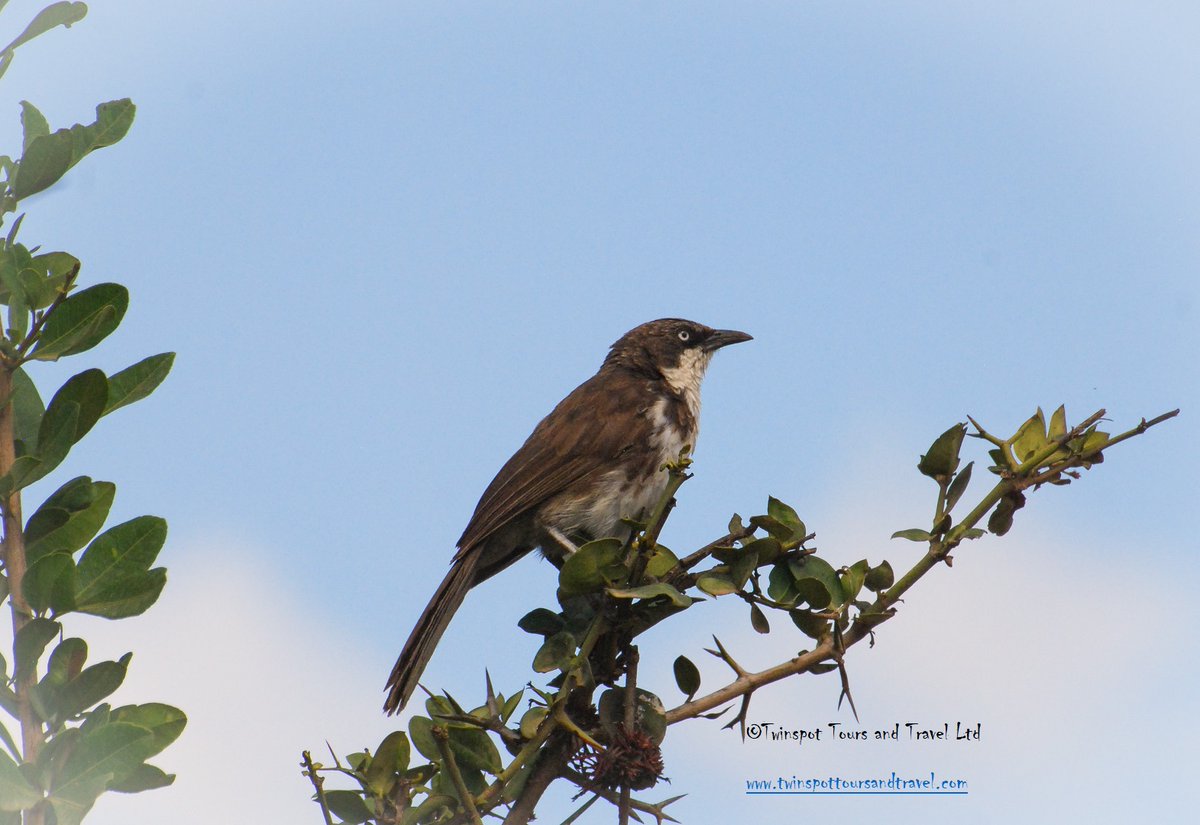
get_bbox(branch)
[665,639,836,725]
[0,364,43,799]
[301,751,335,825]
[618,646,640,825]
[433,726,483,825]
[502,730,576,825]
[560,768,682,824]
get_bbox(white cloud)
[62,536,397,825]
[34,479,1197,825]
[653,499,1198,824]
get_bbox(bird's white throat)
[659,347,713,418]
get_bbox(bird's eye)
[677,330,690,342]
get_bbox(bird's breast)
[541,390,698,543]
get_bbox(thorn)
[705,636,748,677]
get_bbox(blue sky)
[2,2,1196,823]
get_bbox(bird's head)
[605,318,752,392]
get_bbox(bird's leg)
[542,525,583,570]
[543,525,581,560]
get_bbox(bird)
[384,318,751,714]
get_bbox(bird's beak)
[704,329,753,351]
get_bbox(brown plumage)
[384,319,751,714]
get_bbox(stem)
[674,523,757,573]
[301,751,335,825]
[639,457,691,553]
[433,727,483,825]
[665,639,836,724]
[0,365,42,825]
[618,646,639,825]
[502,731,575,825]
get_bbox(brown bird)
[384,318,751,713]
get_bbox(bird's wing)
[454,371,650,556]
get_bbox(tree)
[0,4,184,824]
[304,404,1176,824]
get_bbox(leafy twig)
[433,726,484,825]
[302,750,335,825]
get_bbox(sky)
[1,1,1197,823]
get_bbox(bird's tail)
[384,552,480,714]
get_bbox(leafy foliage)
[0,6,184,825]
[306,405,1174,824]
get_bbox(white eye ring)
[677,330,690,342]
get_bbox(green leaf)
[1048,405,1068,440]
[30,283,128,361]
[864,561,895,592]
[728,550,758,589]
[48,722,156,825]
[987,447,1010,474]
[58,655,131,718]
[749,513,803,543]
[408,716,439,762]
[1,2,88,57]
[672,655,700,697]
[19,101,49,153]
[694,572,738,597]
[44,637,87,687]
[0,399,77,496]
[945,461,973,513]
[787,555,844,609]
[102,353,174,415]
[22,551,75,614]
[742,536,781,566]
[532,631,576,673]
[12,98,134,202]
[518,707,547,740]
[643,545,679,578]
[14,617,60,677]
[987,491,1026,537]
[749,603,770,634]
[33,397,77,471]
[105,762,173,794]
[26,478,115,564]
[74,517,168,619]
[365,731,410,797]
[9,367,44,456]
[767,562,797,604]
[598,687,667,744]
[1,262,29,340]
[918,423,967,478]
[324,791,372,825]
[1012,410,1048,464]
[11,129,71,201]
[448,727,502,774]
[839,560,869,603]
[28,251,79,310]
[606,583,692,607]
[558,538,624,595]
[108,704,186,757]
[516,608,563,636]
[1080,429,1109,455]
[891,528,932,542]
[44,369,108,443]
[766,496,804,534]
[854,608,894,630]
[790,609,830,640]
[500,690,523,723]
[0,749,40,812]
